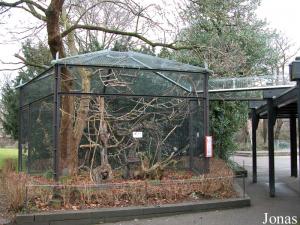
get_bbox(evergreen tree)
[0,82,18,139]
[0,40,52,140]
[174,0,282,159]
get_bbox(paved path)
[0,175,11,225]
[101,156,300,225]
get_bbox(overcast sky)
[256,0,300,48]
[1,0,300,85]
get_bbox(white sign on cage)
[205,136,213,157]
[132,131,143,138]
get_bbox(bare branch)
[8,23,46,41]
[0,0,46,12]
[25,3,47,21]
[0,65,26,71]
[61,24,205,51]
[0,59,23,65]
[14,54,49,69]
[72,1,125,27]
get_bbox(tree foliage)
[171,0,288,159]
[210,101,248,160]
[178,0,280,76]
[0,82,18,140]
[0,40,52,140]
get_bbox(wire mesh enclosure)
[18,50,210,180]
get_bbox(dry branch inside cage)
[132,152,177,180]
[55,66,202,183]
[72,91,193,183]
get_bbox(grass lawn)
[0,148,18,168]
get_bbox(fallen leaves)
[3,159,237,213]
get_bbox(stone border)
[12,183,250,225]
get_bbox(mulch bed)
[1,159,237,215]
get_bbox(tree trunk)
[263,119,267,144]
[91,97,113,182]
[46,0,71,175]
[45,1,93,176]
[58,68,91,175]
[46,0,66,58]
[282,64,285,83]
[274,119,284,140]
[247,119,251,145]
[98,97,111,169]
[59,92,74,174]
[68,70,91,175]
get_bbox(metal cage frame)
[18,50,211,180]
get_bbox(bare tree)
[272,34,300,140]
[273,34,300,82]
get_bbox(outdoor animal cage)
[18,50,211,179]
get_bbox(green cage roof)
[52,50,209,73]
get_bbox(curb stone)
[13,182,250,225]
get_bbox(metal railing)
[208,74,295,92]
[24,176,236,213]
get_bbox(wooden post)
[290,117,297,177]
[251,109,259,183]
[267,98,276,197]
[297,80,300,181]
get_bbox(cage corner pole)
[203,72,209,172]
[27,103,32,174]
[189,96,196,170]
[204,73,209,136]
[18,86,23,172]
[53,64,61,181]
